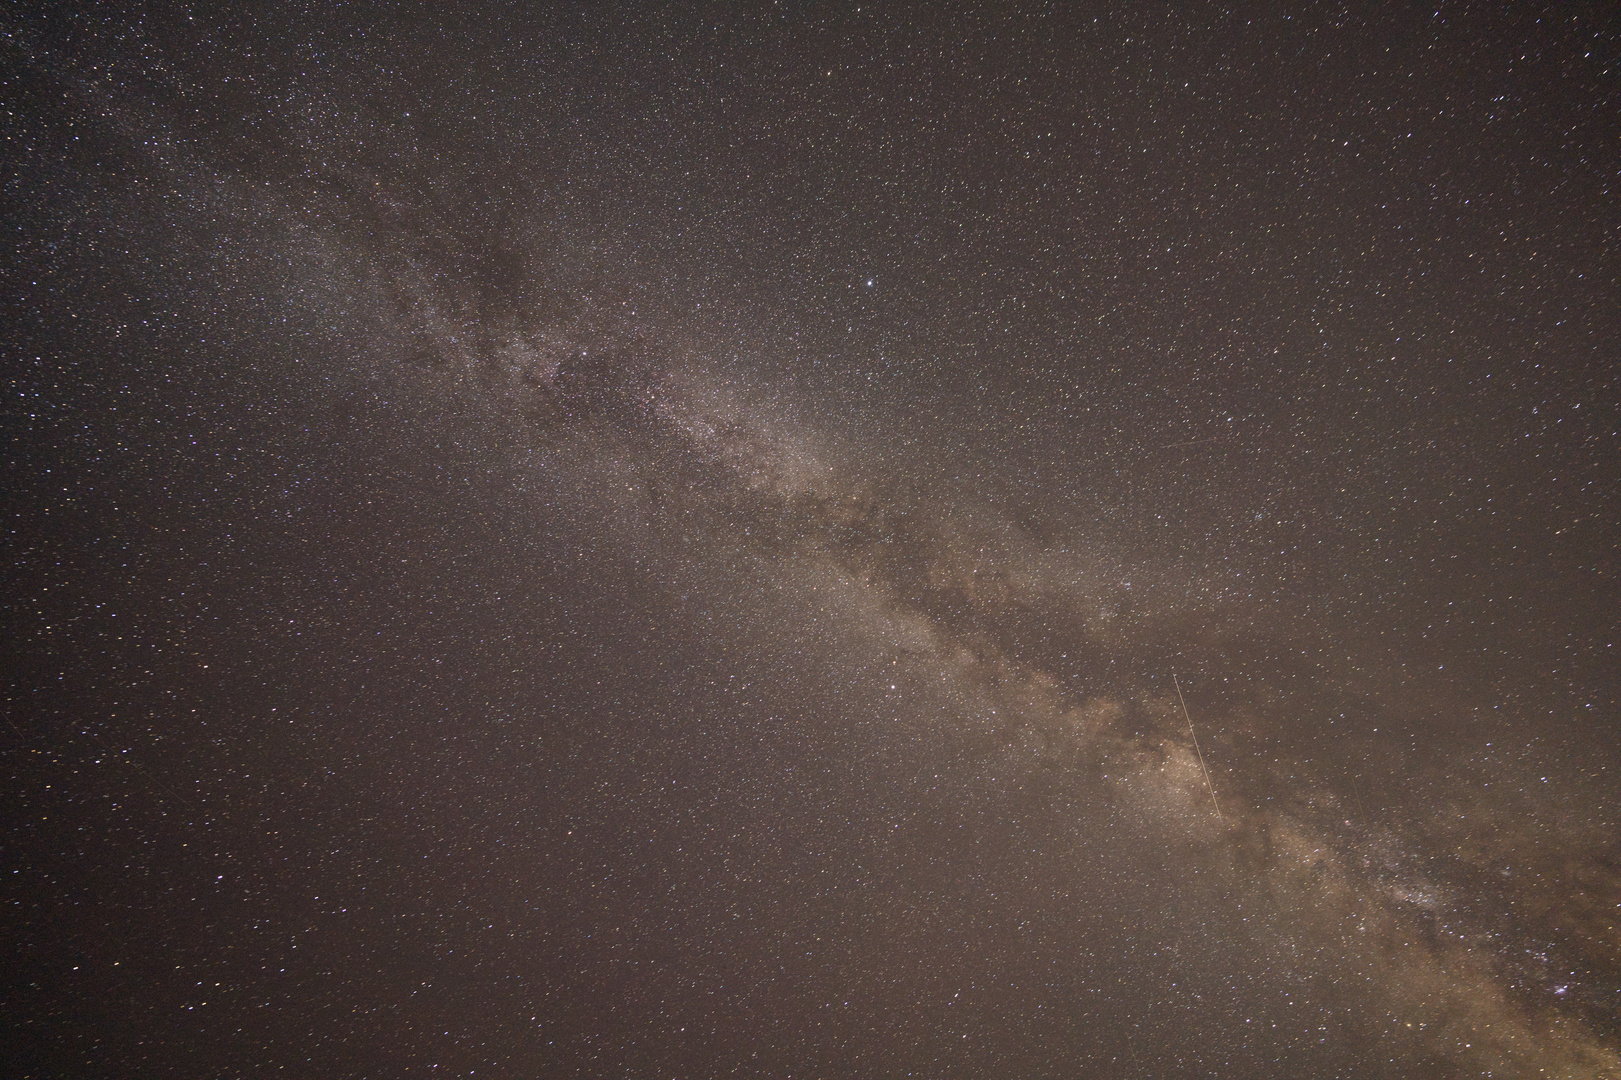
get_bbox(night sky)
[5,4,1619,1077]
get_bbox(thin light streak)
[1175,672,1222,822]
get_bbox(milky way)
[6,5,1619,1078]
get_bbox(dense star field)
[4,4,1619,1077]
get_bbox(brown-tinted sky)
[5,3,1618,1077]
